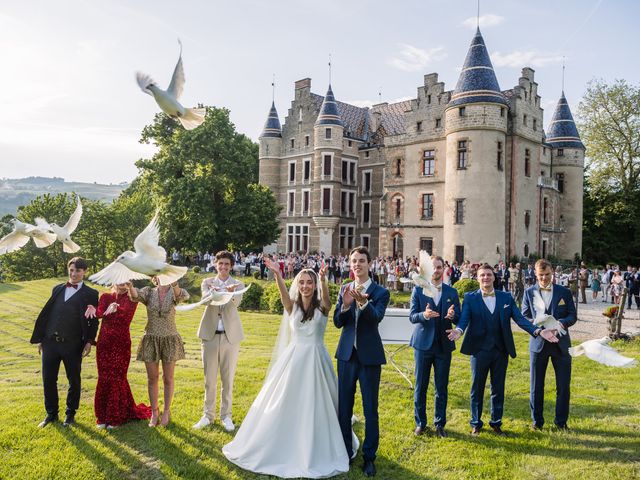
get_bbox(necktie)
[66,282,78,289]
[482,291,495,297]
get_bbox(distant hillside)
[0,177,127,216]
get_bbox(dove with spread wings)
[136,39,205,130]
[569,337,637,367]
[176,284,253,312]
[400,250,438,298]
[531,290,567,337]
[89,214,187,286]
[35,196,83,253]
[0,218,56,254]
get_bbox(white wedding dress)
[222,306,353,478]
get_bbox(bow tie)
[482,291,495,297]
[433,284,442,291]
[540,286,552,291]
[66,282,78,289]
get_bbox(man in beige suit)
[193,251,244,431]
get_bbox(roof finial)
[271,74,275,103]
[561,57,566,94]
[477,0,480,29]
[328,53,332,84]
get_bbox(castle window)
[305,135,310,146]
[524,91,528,101]
[395,158,402,177]
[533,118,537,131]
[341,191,347,215]
[524,244,530,257]
[457,141,467,169]
[455,245,465,264]
[362,201,371,226]
[365,151,370,158]
[500,107,505,117]
[423,149,435,176]
[422,194,434,220]
[302,190,310,215]
[557,148,564,157]
[325,128,332,139]
[342,161,348,182]
[323,155,332,177]
[322,187,331,213]
[395,198,401,219]
[363,171,372,194]
[556,172,565,194]
[543,147,547,155]
[543,197,549,224]
[524,210,531,229]
[348,140,352,147]
[349,192,355,215]
[454,199,465,224]
[459,107,466,117]
[339,225,355,251]
[289,161,296,183]
[497,142,503,171]
[349,162,356,185]
[435,118,441,128]
[525,149,531,177]
[303,159,310,182]
[427,94,432,104]
[286,224,309,253]
[523,114,528,126]
[420,237,433,254]
[360,234,370,248]
[287,191,295,215]
[416,121,423,132]
[290,138,295,149]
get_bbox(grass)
[1,278,639,479]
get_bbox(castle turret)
[443,28,508,264]
[258,101,282,198]
[547,92,585,260]
[313,85,344,254]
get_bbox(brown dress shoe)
[491,425,507,437]
[471,426,481,436]
[414,426,425,436]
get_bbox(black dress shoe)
[362,459,376,477]
[491,425,507,437]
[471,426,481,436]
[555,423,569,431]
[63,414,76,427]
[530,423,543,431]
[38,414,58,428]
[435,426,448,438]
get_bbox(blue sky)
[0,0,636,183]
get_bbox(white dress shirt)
[346,277,372,349]
[64,281,83,301]
[481,290,496,314]
[209,276,235,332]
[539,284,553,311]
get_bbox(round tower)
[312,84,344,254]
[546,92,585,260]
[443,28,509,264]
[258,101,283,192]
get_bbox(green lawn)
[1,279,639,480]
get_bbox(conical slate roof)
[449,28,507,108]
[260,101,282,138]
[315,85,343,126]
[546,92,584,149]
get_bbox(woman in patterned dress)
[130,277,189,427]
[86,282,151,429]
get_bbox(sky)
[0,0,637,184]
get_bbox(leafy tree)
[136,107,280,253]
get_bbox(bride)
[222,259,357,478]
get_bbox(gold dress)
[135,286,189,363]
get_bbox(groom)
[334,246,390,477]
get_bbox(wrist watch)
[534,328,543,337]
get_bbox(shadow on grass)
[0,283,25,293]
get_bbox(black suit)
[31,283,98,416]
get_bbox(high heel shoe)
[149,408,160,427]
[160,409,171,427]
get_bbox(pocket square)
[503,304,509,309]
[558,299,566,306]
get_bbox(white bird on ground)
[400,250,438,298]
[176,284,253,312]
[89,214,187,286]
[35,196,83,253]
[136,39,206,130]
[531,290,567,336]
[0,219,56,254]
[569,337,637,367]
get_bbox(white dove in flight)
[531,290,567,336]
[400,250,437,298]
[89,214,187,286]
[0,219,56,254]
[569,337,637,367]
[35,196,83,253]
[176,284,253,312]
[136,39,206,130]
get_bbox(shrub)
[238,281,264,311]
[328,282,340,305]
[261,280,293,314]
[342,278,352,286]
[253,271,260,279]
[192,266,201,273]
[454,278,480,302]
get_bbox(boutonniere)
[558,299,566,306]
[447,298,451,303]
[503,304,509,309]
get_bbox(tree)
[578,79,640,265]
[136,107,280,252]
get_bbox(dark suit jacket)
[521,284,576,354]
[457,289,537,358]
[334,281,390,365]
[409,284,460,352]
[30,283,99,345]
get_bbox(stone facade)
[258,29,585,263]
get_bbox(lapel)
[495,291,506,324]
[550,286,561,316]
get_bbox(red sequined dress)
[94,292,151,425]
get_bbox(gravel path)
[569,295,640,341]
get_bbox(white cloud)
[388,44,447,72]
[347,96,413,108]
[462,14,505,29]
[491,51,565,68]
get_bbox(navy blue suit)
[409,284,460,428]
[334,281,390,462]
[457,289,538,428]
[521,284,576,427]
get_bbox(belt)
[214,330,225,334]
[50,334,67,343]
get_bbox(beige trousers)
[201,333,240,420]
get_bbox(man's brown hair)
[477,263,494,274]
[215,250,235,266]
[432,255,445,267]
[535,259,553,271]
[349,246,371,263]
[67,257,88,271]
